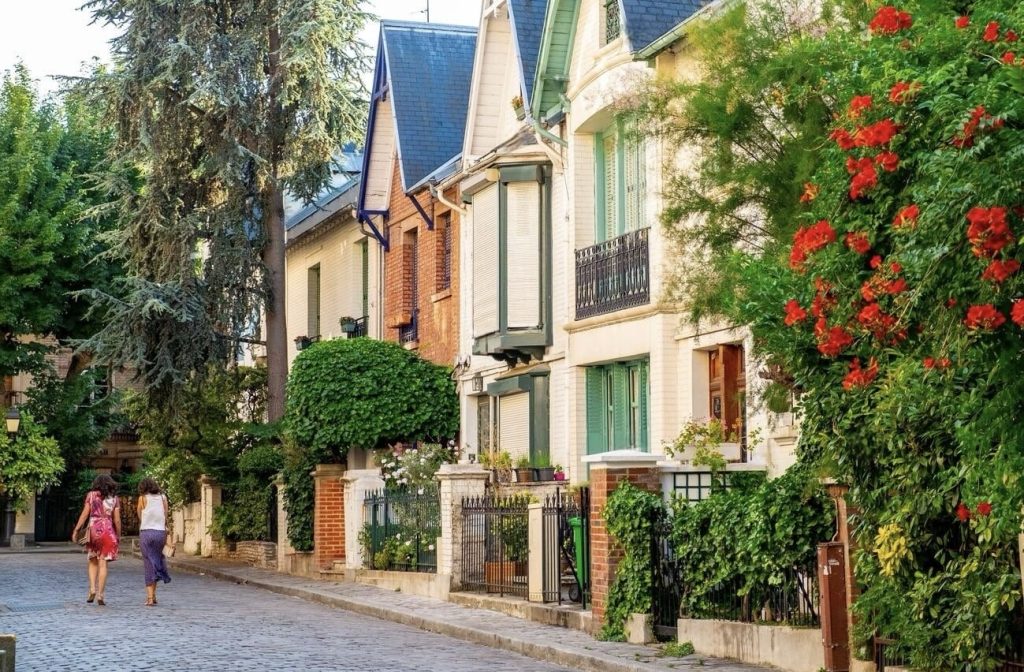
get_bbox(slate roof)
[380,21,477,192]
[620,0,708,53]
[285,145,361,232]
[508,0,549,101]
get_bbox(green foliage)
[661,641,696,657]
[79,0,369,411]
[670,467,832,623]
[0,413,64,508]
[212,474,276,542]
[647,0,1024,664]
[600,483,667,641]
[377,442,456,490]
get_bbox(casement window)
[437,212,452,291]
[585,359,649,455]
[708,344,748,449]
[595,121,645,242]
[307,264,321,339]
[404,230,419,313]
[476,395,493,459]
[603,0,621,45]
[469,164,551,362]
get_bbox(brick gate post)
[583,450,662,631]
[313,464,347,570]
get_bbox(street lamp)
[5,406,20,438]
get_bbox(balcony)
[399,309,419,346]
[575,227,650,320]
[342,316,369,339]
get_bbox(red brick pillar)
[313,464,346,569]
[584,451,663,630]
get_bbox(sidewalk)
[158,553,769,672]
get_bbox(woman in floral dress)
[71,474,122,605]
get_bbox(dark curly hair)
[138,477,161,496]
[90,474,118,499]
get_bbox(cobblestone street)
[0,552,574,672]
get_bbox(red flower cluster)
[842,357,878,390]
[817,324,854,357]
[845,232,871,254]
[855,119,900,147]
[888,81,918,103]
[811,279,836,318]
[1003,52,1018,65]
[857,303,898,340]
[1008,30,1020,42]
[869,6,912,35]
[876,151,900,172]
[956,503,971,522]
[790,220,836,269]
[893,204,919,228]
[830,128,856,150]
[966,206,1013,257]
[953,106,1003,148]
[964,304,1006,329]
[847,157,878,199]
[784,299,808,326]
[976,501,993,516]
[848,95,873,117]
[984,21,1000,42]
[981,259,1021,283]
[923,357,952,370]
[800,182,819,203]
[955,15,970,29]
[1011,299,1024,326]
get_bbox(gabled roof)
[377,20,477,192]
[508,0,549,102]
[285,145,362,239]
[620,0,710,54]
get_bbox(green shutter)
[624,132,645,233]
[603,133,618,241]
[610,365,629,450]
[639,361,649,451]
[585,368,608,455]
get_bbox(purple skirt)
[140,529,172,586]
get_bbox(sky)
[0,0,478,95]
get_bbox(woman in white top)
[136,477,172,606]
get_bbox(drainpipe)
[530,116,567,167]
[429,183,467,216]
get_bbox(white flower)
[417,488,424,495]
[428,544,435,551]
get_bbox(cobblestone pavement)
[0,552,575,672]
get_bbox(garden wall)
[676,619,824,672]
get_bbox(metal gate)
[540,487,591,606]
[652,529,682,640]
[461,495,529,596]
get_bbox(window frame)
[586,359,649,454]
[594,120,646,243]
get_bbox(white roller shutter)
[499,392,531,462]
[505,181,541,329]
[603,133,618,241]
[473,184,499,337]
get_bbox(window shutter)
[473,185,500,337]
[477,397,492,458]
[505,181,541,329]
[639,361,649,451]
[499,393,531,463]
[307,265,321,338]
[624,135,645,233]
[603,133,618,241]
[585,368,609,455]
[610,366,630,450]
[361,240,369,319]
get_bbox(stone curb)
[160,555,676,672]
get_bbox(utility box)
[818,542,850,672]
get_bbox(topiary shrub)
[282,338,459,551]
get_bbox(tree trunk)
[263,179,287,424]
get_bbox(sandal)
[144,600,154,607]
[96,596,106,606]
[87,592,95,603]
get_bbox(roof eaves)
[406,154,463,194]
[632,0,726,59]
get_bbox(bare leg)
[145,584,155,605]
[97,558,109,601]
[87,558,98,598]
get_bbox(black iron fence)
[680,566,820,627]
[349,316,368,338]
[874,637,1024,671]
[575,227,650,320]
[652,530,682,639]
[541,488,591,606]
[461,495,529,597]
[362,486,439,573]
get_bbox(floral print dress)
[85,491,119,561]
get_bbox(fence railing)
[874,637,1024,671]
[652,530,682,639]
[399,309,419,345]
[680,566,820,627]
[574,227,650,320]
[461,495,529,597]
[349,316,368,338]
[541,487,591,606]
[362,486,439,573]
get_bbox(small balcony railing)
[399,309,419,345]
[344,316,369,339]
[575,227,650,320]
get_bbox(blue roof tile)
[381,21,477,191]
[508,0,549,101]
[620,0,707,53]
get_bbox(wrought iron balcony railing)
[575,227,650,320]
[399,309,419,345]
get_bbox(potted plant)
[533,455,555,482]
[485,450,513,484]
[511,94,525,121]
[514,456,533,483]
[339,316,357,333]
[553,465,566,482]
[293,335,311,351]
[485,508,529,591]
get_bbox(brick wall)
[313,464,346,569]
[382,156,461,367]
[589,464,662,627]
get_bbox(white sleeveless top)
[140,494,167,531]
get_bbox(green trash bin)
[568,515,588,590]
